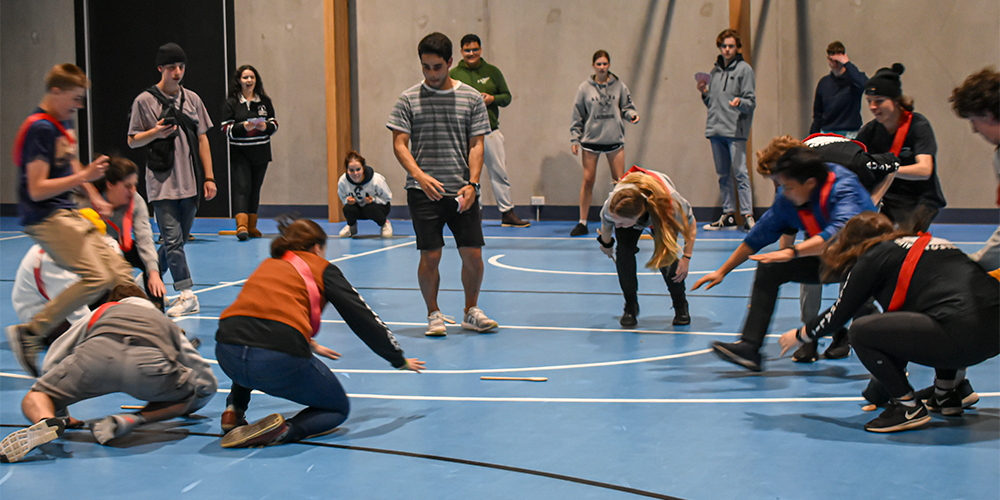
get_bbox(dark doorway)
[75,0,236,217]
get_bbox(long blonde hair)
[609,172,686,269]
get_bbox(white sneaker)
[380,220,393,238]
[0,418,64,463]
[425,310,454,337]
[166,290,200,317]
[462,306,498,333]
[339,224,357,238]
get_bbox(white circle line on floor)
[487,254,757,276]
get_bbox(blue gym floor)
[1,215,997,499]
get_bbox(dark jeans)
[850,306,1000,398]
[615,226,686,309]
[231,153,269,214]
[342,202,391,226]
[216,342,350,442]
[152,197,197,291]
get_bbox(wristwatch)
[467,182,481,194]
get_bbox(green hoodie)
[450,58,511,130]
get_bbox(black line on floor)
[0,423,685,499]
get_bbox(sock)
[180,289,194,300]
[578,219,587,226]
[896,392,917,407]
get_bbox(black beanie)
[155,43,187,66]
[865,63,905,98]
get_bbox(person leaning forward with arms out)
[450,33,529,228]
[388,32,499,337]
[693,147,876,372]
[6,63,135,379]
[127,43,217,317]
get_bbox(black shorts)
[581,142,623,154]
[406,188,485,250]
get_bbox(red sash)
[87,301,120,331]
[889,111,913,157]
[887,233,932,312]
[33,248,50,300]
[624,165,668,189]
[12,113,75,165]
[104,197,135,252]
[796,171,836,237]
[281,251,322,337]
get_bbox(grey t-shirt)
[128,87,212,201]
[386,81,490,195]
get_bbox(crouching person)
[0,283,217,463]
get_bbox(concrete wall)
[3,0,999,215]
[0,0,76,206]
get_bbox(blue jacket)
[743,163,876,252]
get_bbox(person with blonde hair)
[598,166,695,327]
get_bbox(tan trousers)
[23,209,134,337]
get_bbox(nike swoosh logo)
[905,408,921,419]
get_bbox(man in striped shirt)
[387,32,499,337]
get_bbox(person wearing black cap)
[856,63,945,232]
[127,42,216,317]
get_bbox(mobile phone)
[161,116,177,126]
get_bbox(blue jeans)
[152,197,197,291]
[708,137,752,215]
[216,343,350,442]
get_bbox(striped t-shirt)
[387,81,490,195]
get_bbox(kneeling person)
[337,150,393,238]
[0,284,217,463]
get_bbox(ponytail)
[270,216,328,258]
[611,172,687,269]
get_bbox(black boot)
[620,303,638,327]
[672,300,690,326]
[792,340,819,363]
[823,327,851,359]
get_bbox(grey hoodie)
[701,54,755,139]
[570,73,638,146]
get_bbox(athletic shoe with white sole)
[339,224,357,238]
[0,418,65,463]
[166,291,199,317]
[703,214,737,231]
[380,221,393,238]
[425,311,453,337]
[864,400,931,433]
[462,307,498,333]
[915,379,978,409]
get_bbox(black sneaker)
[501,210,531,227]
[711,340,762,372]
[703,214,737,231]
[915,379,978,409]
[742,215,756,231]
[620,303,638,328]
[672,301,690,326]
[864,400,931,433]
[570,223,589,236]
[822,327,851,359]
[792,340,819,363]
[6,324,43,378]
[925,387,966,416]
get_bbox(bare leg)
[137,400,194,423]
[418,248,443,314]
[607,147,626,181]
[458,247,484,312]
[579,150,599,221]
[22,390,56,424]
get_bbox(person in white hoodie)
[569,50,640,236]
[337,150,393,238]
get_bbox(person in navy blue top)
[692,147,875,371]
[809,41,868,137]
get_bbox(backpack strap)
[281,251,322,337]
[887,233,932,312]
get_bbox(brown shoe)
[235,213,249,241]
[221,408,248,434]
[501,210,530,227]
[221,413,287,448]
[247,214,262,238]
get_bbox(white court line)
[1,372,997,405]
[487,254,757,276]
[0,234,29,241]
[166,240,415,300]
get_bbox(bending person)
[598,166,695,327]
[0,283,217,463]
[569,50,639,236]
[215,218,424,448]
[778,213,999,433]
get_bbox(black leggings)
[614,226,686,308]
[342,203,391,226]
[231,151,269,214]
[850,306,1000,398]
